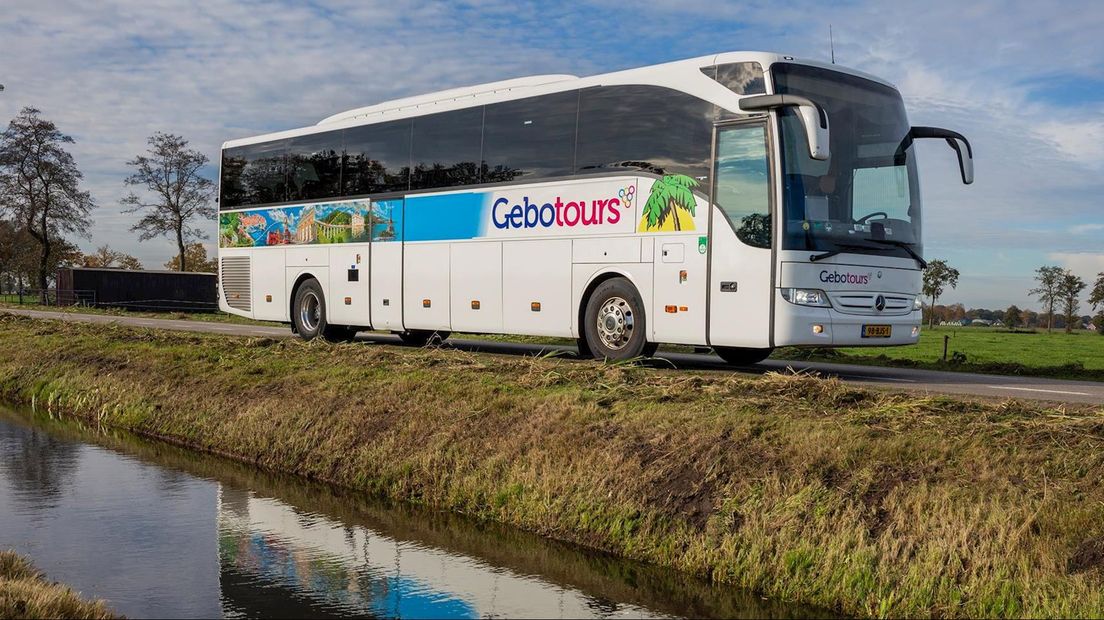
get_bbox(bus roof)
[222,51,897,149]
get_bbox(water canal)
[0,406,823,619]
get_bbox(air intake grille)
[220,256,251,312]
[827,292,913,316]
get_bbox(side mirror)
[738,94,830,161]
[899,126,974,185]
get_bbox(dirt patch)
[1069,538,1104,575]
[861,465,921,539]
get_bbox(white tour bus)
[217,51,972,364]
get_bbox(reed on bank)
[0,551,118,619]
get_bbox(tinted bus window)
[576,86,714,183]
[482,91,578,182]
[410,107,484,190]
[219,149,248,209]
[343,119,412,196]
[287,131,342,203]
[222,140,288,208]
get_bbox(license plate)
[862,324,892,338]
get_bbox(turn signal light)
[665,305,678,313]
[531,302,541,312]
[812,324,824,334]
[265,294,272,303]
[344,297,352,305]
[471,300,481,310]
[422,299,431,308]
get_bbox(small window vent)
[220,256,252,312]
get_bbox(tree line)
[0,107,215,297]
[923,258,1104,334]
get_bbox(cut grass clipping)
[2,312,1104,618]
[0,550,117,620]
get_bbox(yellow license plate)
[862,324,892,338]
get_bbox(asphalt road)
[6,307,1103,405]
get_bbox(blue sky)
[2,0,1102,309]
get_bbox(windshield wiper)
[862,238,927,269]
[809,242,886,262]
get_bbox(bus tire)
[575,337,595,359]
[397,329,450,347]
[583,277,649,361]
[292,278,351,342]
[713,346,773,366]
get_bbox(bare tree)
[1030,265,1064,333]
[0,107,95,298]
[122,132,214,272]
[1058,270,1086,333]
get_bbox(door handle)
[720,281,737,292]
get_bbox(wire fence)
[0,288,217,312]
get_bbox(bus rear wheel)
[397,329,450,347]
[713,346,773,366]
[292,278,355,342]
[583,277,653,361]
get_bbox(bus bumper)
[774,303,922,347]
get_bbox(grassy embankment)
[784,326,1104,382]
[0,551,117,619]
[3,313,1104,617]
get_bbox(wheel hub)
[300,291,321,332]
[596,296,633,350]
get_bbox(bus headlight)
[780,288,832,308]
[913,297,923,311]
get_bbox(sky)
[1,0,1102,310]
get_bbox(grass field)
[2,312,1104,617]
[0,550,117,619]
[786,326,1104,381]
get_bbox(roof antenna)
[829,25,836,64]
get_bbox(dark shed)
[55,267,217,312]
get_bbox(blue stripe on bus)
[403,193,486,242]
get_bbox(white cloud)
[1047,252,1104,280]
[1035,120,1104,164]
[1071,223,1104,235]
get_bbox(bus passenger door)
[370,198,404,330]
[707,121,774,348]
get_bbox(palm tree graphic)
[640,174,698,232]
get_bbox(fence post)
[942,335,950,362]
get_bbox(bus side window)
[232,139,289,207]
[410,107,484,191]
[287,130,342,203]
[343,119,412,196]
[576,85,713,182]
[482,90,578,182]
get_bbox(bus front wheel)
[292,278,356,342]
[583,277,653,361]
[713,346,773,366]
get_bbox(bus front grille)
[220,256,251,312]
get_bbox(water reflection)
[0,418,81,513]
[0,407,826,619]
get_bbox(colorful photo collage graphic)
[219,199,401,248]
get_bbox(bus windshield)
[772,63,921,260]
